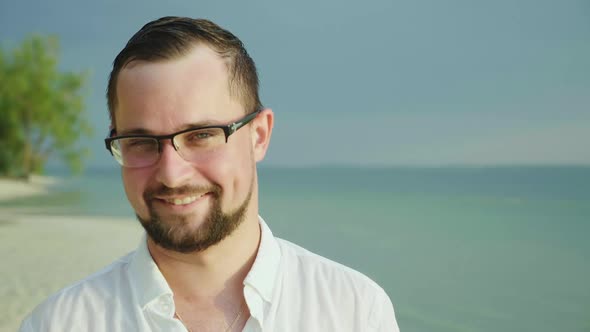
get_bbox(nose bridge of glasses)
[170,136,181,151]
[155,136,189,166]
[153,134,181,152]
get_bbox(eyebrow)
[117,120,222,136]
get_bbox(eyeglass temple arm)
[228,110,261,135]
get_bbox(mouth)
[154,192,210,207]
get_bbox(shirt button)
[159,299,172,313]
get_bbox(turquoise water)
[3,166,590,331]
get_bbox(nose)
[154,140,195,188]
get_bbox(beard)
[137,181,253,253]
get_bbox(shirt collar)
[127,234,173,310]
[127,216,282,308]
[243,216,282,302]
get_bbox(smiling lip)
[155,193,209,207]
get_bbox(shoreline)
[0,175,59,202]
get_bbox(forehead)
[114,45,241,134]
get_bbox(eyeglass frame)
[104,109,262,166]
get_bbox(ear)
[251,108,274,162]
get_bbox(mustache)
[144,184,221,200]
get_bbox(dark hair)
[106,16,262,124]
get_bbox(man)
[20,17,400,331]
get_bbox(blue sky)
[1,0,589,167]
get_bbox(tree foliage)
[0,35,92,178]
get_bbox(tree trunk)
[22,140,32,178]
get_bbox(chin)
[137,188,252,253]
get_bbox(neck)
[147,214,261,302]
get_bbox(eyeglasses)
[105,110,261,168]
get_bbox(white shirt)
[19,217,400,331]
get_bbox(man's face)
[114,46,260,252]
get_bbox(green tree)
[0,35,92,178]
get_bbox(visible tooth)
[164,195,201,205]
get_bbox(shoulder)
[276,237,390,303]
[20,251,135,331]
[277,237,381,290]
[273,238,398,330]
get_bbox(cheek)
[208,142,254,203]
[121,168,150,213]
[230,142,256,198]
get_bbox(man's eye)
[194,132,212,139]
[187,130,219,141]
[120,138,157,153]
[128,139,152,146]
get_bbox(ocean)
[3,166,589,331]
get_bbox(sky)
[1,0,589,167]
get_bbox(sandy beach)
[0,179,143,332]
[0,176,55,202]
